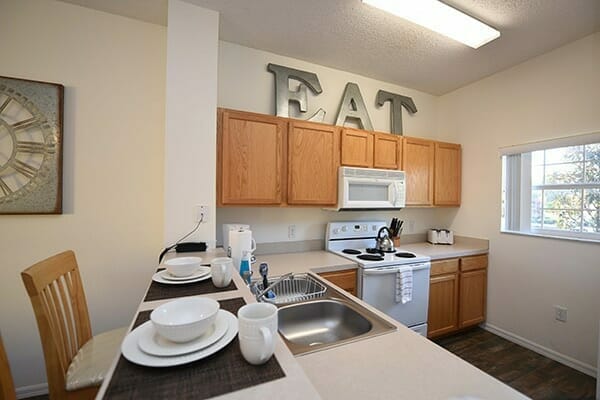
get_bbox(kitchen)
[1,0,599,399]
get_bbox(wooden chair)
[21,251,126,400]
[0,334,16,400]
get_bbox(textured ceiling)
[58,0,600,95]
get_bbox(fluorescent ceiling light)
[363,0,500,49]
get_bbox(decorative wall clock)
[0,76,63,214]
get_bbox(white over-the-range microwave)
[327,166,406,211]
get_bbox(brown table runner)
[103,297,286,399]
[144,268,237,302]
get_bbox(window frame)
[500,133,600,243]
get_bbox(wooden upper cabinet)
[373,133,402,169]
[340,128,374,168]
[287,121,340,205]
[402,137,434,206]
[341,129,402,170]
[434,142,461,206]
[218,109,286,205]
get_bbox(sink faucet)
[255,272,293,302]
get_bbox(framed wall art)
[0,76,64,214]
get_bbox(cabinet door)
[219,110,286,205]
[288,121,339,205]
[434,142,461,206]
[318,269,357,296]
[402,137,434,206]
[373,133,402,170]
[341,128,374,167]
[459,269,487,328]
[428,272,459,338]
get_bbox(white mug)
[237,303,278,365]
[210,257,233,288]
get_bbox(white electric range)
[326,221,431,336]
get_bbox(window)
[501,133,600,241]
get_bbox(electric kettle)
[376,227,395,253]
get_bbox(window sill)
[500,229,600,245]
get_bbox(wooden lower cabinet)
[428,260,459,338]
[459,268,487,328]
[427,254,487,338]
[318,269,357,296]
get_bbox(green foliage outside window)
[531,144,600,233]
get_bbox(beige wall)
[0,0,166,390]
[216,41,458,245]
[164,0,218,246]
[438,32,600,372]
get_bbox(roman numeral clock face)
[0,78,63,214]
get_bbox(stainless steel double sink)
[255,275,397,355]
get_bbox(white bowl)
[150,297,220,343]
[164,256,202,277]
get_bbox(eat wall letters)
[267,63,417,134]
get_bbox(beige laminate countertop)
[400,236,489,260]
[102,239,527,400]
[249,240,529,400]
[252,236,489,277]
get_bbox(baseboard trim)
[482,323,597,378]
[16,383,48,399]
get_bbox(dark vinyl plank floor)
[435,328,597,400]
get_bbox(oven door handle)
[363,267,400,275]
[362,263,430,275]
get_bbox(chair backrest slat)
[48,281,72,367]
[21,251,93,399]
[42,285,69,371]
[56,276,78,358]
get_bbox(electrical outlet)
[554,305,568,322]
[194,205,209,223]
[288,224,296,239]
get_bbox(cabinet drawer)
[430,259,459,276]
[460,255,488,272]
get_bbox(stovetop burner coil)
[395,252,416,258]
[357,254,384,261]
[342,249,362,255]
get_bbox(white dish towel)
[396,266,413,304]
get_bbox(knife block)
[393,237,401,247]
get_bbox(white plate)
[160,267,211,281]
[138,310,229,356]
[152,271,212,285]
[121,310,238,367]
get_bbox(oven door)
[358,263,430,329]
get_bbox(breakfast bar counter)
[95,256,321,400]
[98,240,527,400]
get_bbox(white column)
[164,0,219,247]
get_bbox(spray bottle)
[239,250,252,284]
